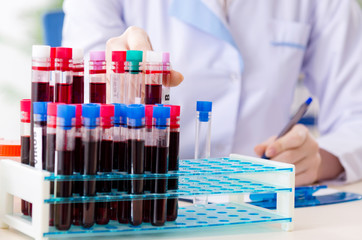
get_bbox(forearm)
[317,148,344,182]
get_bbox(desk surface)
[1,182,362,240]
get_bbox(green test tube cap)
[126,50,143,72]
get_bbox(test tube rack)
[0,154,295,240]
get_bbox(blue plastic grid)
[44,157,294,181]
[42,202,291,238]
[44,175,292,203]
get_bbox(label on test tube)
[33,126,43,170]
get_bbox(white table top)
[1,181,362,240]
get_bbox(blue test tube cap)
[33,102,48,121]
[197,101,212,122]
[57,104,76,129]
[112,103,128,125]
[119,103,128,125]
[33,102,48,114]
[127,104,145,127]
[112,103,124,124]
[153,106,170,129]
[82,103,100,128]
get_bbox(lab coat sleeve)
[62,0,126,52]
[302,0,362,183]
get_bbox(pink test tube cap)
[163,52,170,63]
[90,51,106,61]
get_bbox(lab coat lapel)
[169,0,237,49]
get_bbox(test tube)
[165,105,180,221]
[110,103,126,220]
[143,105,156,222]
[30,45,50,173]
[125,50,143,104]
[162,53,171,104]
[20,99,31,216]
[72,48,84,104]
[49,47,56,102]
[45,102,64,226]
[55,47,73,104]
[111,51,127,103]
[194,101,212,205]
[32,102,48,171]
[72,104,83,226]
[151,106,170,226]
[116,104,129,224]
[195,101,212,159]
[127,104,145,226]
[89,51,107,104]
[81,103,100,228]
[31,45,50,103]
[145,51,163,104]
[96,104,115,225]
[54,104,76,231]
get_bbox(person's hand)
[254,124,321,186]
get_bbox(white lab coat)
[63,0,362,183]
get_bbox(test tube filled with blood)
[89,51,107,104]
[54,105,76,231]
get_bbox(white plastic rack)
[0,154,295,240]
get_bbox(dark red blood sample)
[55,83,72,103]
[54,150,74,231]
[145,84,162,104]
[81,141,98,228]
[21,136,30,216]
[167,131,179,221]
[96,140,113,225]
[46,133,56,225]
[31,82,50,102]
[90,82,106,104]
[30,82,50,213]
[127,139,145,226]
[49,85,54,102]
[117,141,129,224]
[143,145,156,222]
[72,76,84,103]
[151,146,168,226]
[73,137,83,225]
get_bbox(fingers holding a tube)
[106,26,183,87]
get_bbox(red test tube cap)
[20,99,31,123]
[165,105,180,128]
[112,51,127,62]
[145,105,154,127]
[21,99,31,113]
[47,103,64,117]
[50,47,56,69]
[100,104,115,127]
[73,104,83,127]
[55,47,72,59]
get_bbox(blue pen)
[262,97,313,159]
